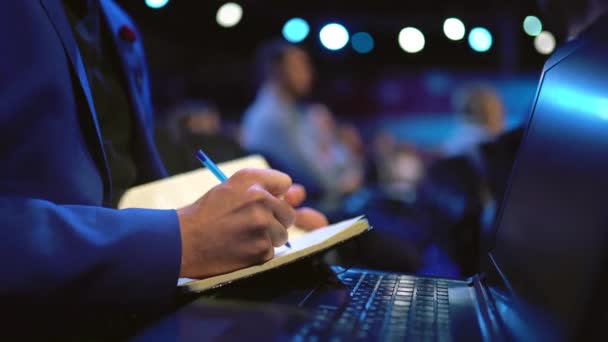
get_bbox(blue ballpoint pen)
[195,149,292,249]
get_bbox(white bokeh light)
[319,23,350,51]
[399,27,425,53]
[534,31,556,55]
[216,2,243,28]
[443,18,466,41]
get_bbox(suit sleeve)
[0,3,183,327]
[1,198,182,309]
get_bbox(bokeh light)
[523,16,543,36]
[319,23,350,51]
[468,27,493,52]
[282,18,310,43]
[534,31,556,55]
[398,27,425,53]
[351,32,375,54]
[443,18,466,41]
[216,2,243,28]
[145,0,169,9]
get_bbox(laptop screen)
[487,38,608,339]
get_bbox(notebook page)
[118,155,270,210]
[274,217,362,257]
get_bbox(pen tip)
[285,241,292,249]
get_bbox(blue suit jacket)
[0,0,181,319]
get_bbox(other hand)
[283,184,329,231]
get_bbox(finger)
[266,215,289,247]
[261,230,275,261]
[295,207,329,231]
[231,168,293,197]
[241,225,276,264]
[247,184,296,228]
[243,204,289,248]
[283,184,306,207]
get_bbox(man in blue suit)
[0,0,326,334]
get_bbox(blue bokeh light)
[282,18,310,43]
[145,0,169,9]
[351,32,374,54]
[468,27,493,52]
[523,16,543,36]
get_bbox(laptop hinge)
[469,274,508,342]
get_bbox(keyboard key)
[399,282,415,287]
[417,291,435,297]
[416,298,435,303]
[391,312,409,319]
[394,300,412,306]
[389,311,409,319]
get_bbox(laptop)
[134,33,608,342]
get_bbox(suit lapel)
[99,0,169,181]
[98,0,152,132]
[38,0,112,204]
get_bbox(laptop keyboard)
[293,269,452,341]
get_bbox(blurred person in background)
[337,123,366,164]
[383,145,426,200]
[369,131,398,182]
[156,100,246,175]
[369,132,425,200]
[303,103,364,210]
[443,84,506,157]
[242,40,360,204]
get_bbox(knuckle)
[233,168,249,178]
[276,200,295,223]
[230,169,251,186]
[285,206,296,223]
[214,183,234,196]
[235,168,257,180]
[249,205,270,228]
[245,185,266,203]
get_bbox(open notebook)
[118,155,370,293]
